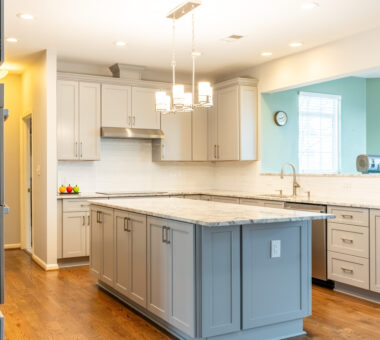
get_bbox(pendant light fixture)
[155,0,213,114]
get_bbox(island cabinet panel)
[99,207,115,286]
[370,210,380,293]
[147,217,195,337]
[201,226,241,338]
[242,221,311,330]
[90,209,102,278]
[114,210,147,307]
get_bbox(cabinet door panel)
[114,210,131,295]
[90,209,101,278]
[57,80,78,160]
[147,217,169,320]
[132,87,160,129]
[79,82,100,160]
[192,107,208,161]
[129,212,147,307]
[62,212,86,258]
[207,97,218,161]
[168,221,195,337]
[217,86,239,161]
[85,213,90,256]
[370,210,380,292]
[101,84,132,128]
[161,111,192,161]
[100,208,114,287]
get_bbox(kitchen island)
[88,197,334,340]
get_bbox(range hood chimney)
[101,127,164,140]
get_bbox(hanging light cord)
[171,18,176,89]
[192,11,196,107]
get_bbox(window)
[298,92,341,174]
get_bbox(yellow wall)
[3,74,22,246]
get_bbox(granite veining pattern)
[88,197,334,227]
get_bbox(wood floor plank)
[2,250,380,339]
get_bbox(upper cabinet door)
[217,86,240,161]
[207,94,218,161]
[101,84,132,128]
[192,107,208,161]
[132,87,160,129]
[161,111,192,161]
[79,82,101,160]
[57,80,79,160]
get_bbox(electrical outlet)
[271,240,281,258]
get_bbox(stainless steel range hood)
[101,127,164,139]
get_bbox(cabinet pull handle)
[342,214,353,219]
[80,142,83,158]
[96,212,99,223]
[341,238,354,244]
[128,116,131,126]
[88,215,90,225]
[213,145,216,159]
[124,217,129,232]
[341,267,354,274]
[217,145,220,159]
[82,216,85,225]
[166,227,170,244]
[162,143,165,159]
[75,142,78,158]
[162,226,166,243]
[133,116,136,126]
[98,212,102,223]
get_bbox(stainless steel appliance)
[284,203,332,286]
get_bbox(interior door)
[132,87,160,129]
[217,86,239,161]
[57,80,78,160]
[147,217,169,320]
[79,82,100,160]
[101,84,132,128]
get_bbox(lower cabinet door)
[85,212,90,256]
[62,212,86,258]
[90,209,101,278]
[100,207,115,287]
[147,217,169,320]
[128,212,147,308]
[167,220,195,337]
[370,210,380,292]
[114,210,131,296]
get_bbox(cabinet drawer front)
[328,223,369,258]
[328,251,369,289]
[63,199,90,212]
[327,206,369,227]
[211,196,240,204]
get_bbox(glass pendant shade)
[198,81,212,105]
[173,84,185,107]
[184,92,193,110]
[155,91,170,112]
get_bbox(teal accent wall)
[366,79,380,155]
[261,77,368,174]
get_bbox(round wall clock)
[274,111,288,126]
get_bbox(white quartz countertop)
[88,197,334,227]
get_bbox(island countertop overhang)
[88,197,335,227]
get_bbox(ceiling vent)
[222,34,244,43]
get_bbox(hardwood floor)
[2,250,380,340]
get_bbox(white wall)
[213,26,380,202]
[58,139,214,193]
[22,50,57,269]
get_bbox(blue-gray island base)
[88,198,334,340]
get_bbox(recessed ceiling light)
[114,41,126,47]
[17,13,34,20]
[6,37,18,43]
[289,42,303,47]
[301,2,319,10]
[261,52,272,57]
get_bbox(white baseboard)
[32,254,59,271]
[4,243,21,250]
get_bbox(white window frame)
[298,91,341,174]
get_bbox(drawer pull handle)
[341,238,354,244]
[341,214,354,219]
[124,217,130,232]
[341,267,354,274]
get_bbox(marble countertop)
[58,189,380,210]
[88,197,334,227]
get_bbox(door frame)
[20,113,33,253]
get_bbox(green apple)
[73,185,80,193]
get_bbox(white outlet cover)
[271,240,281,258]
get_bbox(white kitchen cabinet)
[57,80,100,160]
[370,210,380,293]
[99,207,115,287]
[192,107,208,161]
[147,217,195,336]
[101,84,132,128]
[114,210,147,307]
[153,111,192,161]
[90,209,101,278]
[207,78,257,161]
[132,87,160,129]
[62,212,87,258]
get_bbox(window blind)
[298,91,341,174]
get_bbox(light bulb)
[155,91,170,112]
[198,82,212,104]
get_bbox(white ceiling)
[5,0,380,77]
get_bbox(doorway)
[20,115,32,253]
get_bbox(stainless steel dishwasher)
[284,202,332,286]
